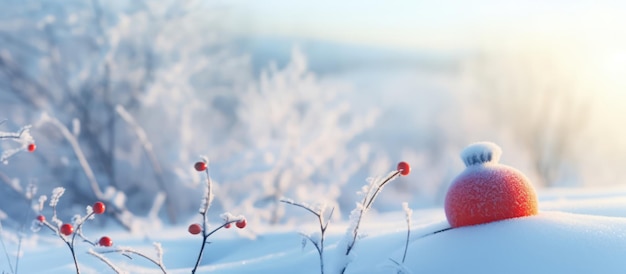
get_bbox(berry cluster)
[34,198,112,273]
[187,218,246,235]
[36,201,111,246]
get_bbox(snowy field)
[3,1,626,273]
[2,186,626,273]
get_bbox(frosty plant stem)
[280,199,334,274]
[190,159,246,274]
[341,162,411,274]
[389,202,413,273]
[346,165,407,255]
[0,122,35,163]
[93,242,167,274]
[0,220,15,274]
[401,202,412,264]
[191,159,213,274]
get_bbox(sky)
[224,0,626,133]
[225,0,626,51]
[218,0,626,187]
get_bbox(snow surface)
[4,189,626,274]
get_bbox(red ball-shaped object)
[60,223,74,236]
[27,143,36,152]
[188,223,202,235]
[236,219,247,229]
[36,215,45,222]
[224,223,231,229]
[93,202,106,214]
[397,161,410,176]
[99,236,113,247]
[444,142,538,228]
[194,162,207,172]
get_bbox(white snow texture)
[461,141,503,167]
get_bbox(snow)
[406,211,626,274]
[3,1,626,273]
[3,189,626,273]
[460,142,502,167]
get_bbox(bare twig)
[0,220,15,274]
[341,169,404,274]
[96,246,166,274]
[401,202,412,264]
[87,249,125,274]
[0,127,27,140]
[347,170,401,256]
[115,105,174,223]
[37,114,104,199]
[280,199,334,274]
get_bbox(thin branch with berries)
[33,189,111,274]
[340,162,411,274]
[0,123,36,163]
[190,159,247,274]
[0,125,28,139]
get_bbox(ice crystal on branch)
[154,242,164,267]
[220,212,244,223]
[35,195,47,213]
[25,183,37,200]
[0,124,34,164]
[49,187,65,208]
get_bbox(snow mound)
[403,211,626,274]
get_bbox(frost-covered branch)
[386,202,415,273]
[37,113,137,231]
[339,162,410,274]
[401,202,412,264]
[0,126,27,139]
[37,114,104,199]
[0,220,15,274]
[115,105,174,223]
[281,199,334,274]
[87,249,126,274]
[345,170,402,256]
[190,159,246,274]
[94,243,166,274]
[0,124,34,164]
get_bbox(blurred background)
[1,0,626,229]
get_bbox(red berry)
[60,224,74,236]
[36,215,45,222]
[397,161,410,176]
[27,143,36,152]
[98,236,113,247]
[188,223,202,235]
[444,142,538,228]
[93,201,106,214]
[224,223,231,229]
[194,162,207,172]
[235,219,246,229]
